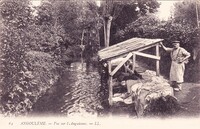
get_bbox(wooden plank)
[132,53,136,71]
[121,39,162,52]
[108,61,113,105]
[156,43,160,76]
[116,38,146,49]
[125,64,127,73]
[100,43,157,62]
[98,46,123,58]
[99,48,129,60]
[99,38,162,53]
[99,38,142,52]
[98,39,144,57]
[99,42,147,60]
[98,45,123,54]
[109,75,113,105]
[133,51,160,60]
[110,53,133,76]
[99,39,163,60]
[99,38,149,55]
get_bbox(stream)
[31,59,112,117]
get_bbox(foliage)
[40,0,102,56]
[0,0,61,116]
[119,14,196,46]
[0,0,33,115]
[173,0,200,27]
[100,0,159,18]
[144,95,180,117]
[115,14,161,41]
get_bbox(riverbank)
[174,83,200,118]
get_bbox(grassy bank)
[0,51,61,116]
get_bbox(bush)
[0,51,60,116]
[0,0,62,116]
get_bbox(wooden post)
[104,16,113,47]
[81,30,85,70]
[125,64,127,73]
[132,53,136,72]
[108,61,113,105]
[196,1,199,28]
[156,43,160,76]
[133,51,160,60]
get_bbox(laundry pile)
[112,70,177,117]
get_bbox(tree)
[0,0,35,115]
[0,0,62,115]
[173,0,200,27]
[44,0,102,57]
[100,0,159,47]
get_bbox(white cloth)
[169,47,190,83]
[170,61,185,82]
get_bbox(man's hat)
[172,40,180,44]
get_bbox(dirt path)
[174,83,200,118]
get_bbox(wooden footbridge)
[98,37,164,105]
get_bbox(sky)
[31,0,180,21]
[31,0,41,6]
[157,0,181,21]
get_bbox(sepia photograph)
[0,0,200,129]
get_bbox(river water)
[59,61,104,117]
[31,60,111,117]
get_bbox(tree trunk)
[104,16,113,47]
[97,28,100,49]
[192,42,200,82]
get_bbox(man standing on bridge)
[160,41,191,91]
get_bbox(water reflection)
[61,61,102,117]
[32,59,107,117]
